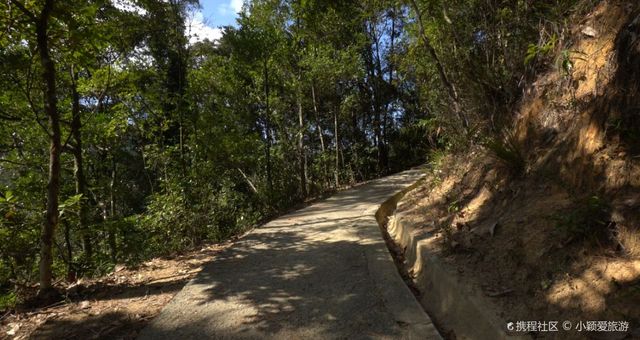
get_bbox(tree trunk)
[36,0,60,296]
[263,58,273,195]
[369,20,388,174]
[409,0,469,130]
[311,83,326,153]
[108,158,117,262]
[63,220,75,282]
[297,84,307,198]
[333,109,340,188]
[382,7,397,174]
[311,83,329,188]
[70,66,92,261]
[237,167,258,194]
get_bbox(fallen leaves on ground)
[1,243,228,340]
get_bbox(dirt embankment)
[394,0,640,338]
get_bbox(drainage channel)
[374,179,454,340]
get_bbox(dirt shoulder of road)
[2,242,234,340]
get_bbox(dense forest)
[0,0,601,306]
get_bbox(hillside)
[394,1,640,337]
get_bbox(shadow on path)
[138,169,427,339]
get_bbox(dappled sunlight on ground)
[2,244,229,339]
[137,169,434,339]
[547,258,640,316]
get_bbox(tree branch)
[9,72,52,137]
[237,167,259,194]
[0,111,22,122]
[9,0,37,23]
[408,0,470,131]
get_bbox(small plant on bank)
[485,132,527,176]
[448,199,461,213]
[525,33,559,66]
[553,195,611,244]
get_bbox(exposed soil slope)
[395,0,640,338]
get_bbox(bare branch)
[237,167,259,194]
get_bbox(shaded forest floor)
[1,242,233,340]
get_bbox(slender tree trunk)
[139,141,154,193]
[63,220,75,282]
[381,7,397,174]
[333,109,339,188]
[70,66,92,261]
[179,120,186,173]
[388,7,396,90]
[374,108,383,173]
[36,0,59,296]
[237,167,258,194]
[297,84,307,198]
[311,83,325,153]
[108,158,117,262]
[311,83,328,188]
[369,20,388,174]
[294,17,307,198]
[409,0,469,130]
[304,152,308,193]
[263,58,273,195]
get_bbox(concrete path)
[138,169,441,340]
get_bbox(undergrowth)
[485,132,527,175]
[553,195,611,244]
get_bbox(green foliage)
[559,49,574,75]
[557,49,587,75]
[447,199,461,213]
[525,34,559,65]
[143,186,206,254]
[388,124,435,172]
[0,189,39,293]
[0,291,17,310]
[0,0,601,305]
[58,194,83,218]
[428,149,447,169]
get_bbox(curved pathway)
[138,169,440,339]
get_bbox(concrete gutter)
[359,177,442,340]
[382,189,530,340]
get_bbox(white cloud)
[231,0,244,13]
[186,11,223,44]
[111,0,147,15]
[112,1,225,44]
[218,0,245,15]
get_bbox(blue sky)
[199,0,243,27]
[186,0,243,42]
[111,0,242,43]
